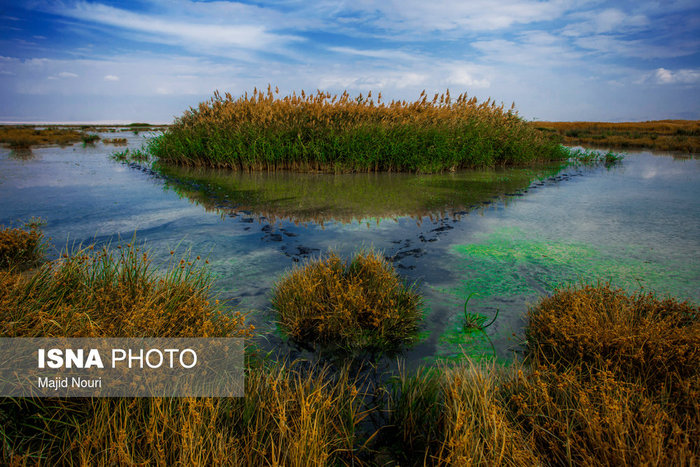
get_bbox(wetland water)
[1,132,698,366]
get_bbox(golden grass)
[533,120,700,153]
[385,284,699,465]
[3,362,367,466]
[0,126,85,148]
[0,242,250,338]
[0,222,45,271]
[271,250,423,351]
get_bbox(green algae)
[436,226,700,360]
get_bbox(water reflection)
[157,164,566,224]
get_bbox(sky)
[0,0,698,123]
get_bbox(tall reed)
[148,86,568,172]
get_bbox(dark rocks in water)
[431,224,454,233]
[391,248,425,261]
[240,217,254,223]
[268,233,283,242]
[296,246,319,256]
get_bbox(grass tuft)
[272,250,423,351]
[0,220,45,271]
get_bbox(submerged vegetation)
[534,120,700,153]
[272,250,423,351]
[147,86,568,173]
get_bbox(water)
[1,133,698,367]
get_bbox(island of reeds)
[146,86,569,173]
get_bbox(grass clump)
[0,241,250,338]
[81,133,100,145]
[2,361,368,465]
[382,284,699,465]
[147,86,568,173]
[272,250,423,351]
[111,147,150,163]
[102,137,127,145]
[0,126,84,148]
[0,239,371,465]
[0,220,45,271]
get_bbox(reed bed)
[148,86,568,172]
[533,120,700,153]
[271,250,423,351]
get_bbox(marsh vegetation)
[534,120,700,153]
[1,229,696,464]
[147,86,568,172]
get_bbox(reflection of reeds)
[272,250,423,351]
[148,86,568,172]
[157,164,563,224]
[533,120,700,153]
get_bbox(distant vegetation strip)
[533,120,700,153]
[147,86,569,173]
[0,126,86,148]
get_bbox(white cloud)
[328,47,417,62]
[642,67,700,85]
[562,8,648,36]
[343,0,574,32]
[52,1,302,53]
[445,65,491,88]
[58,71,78,78]
[574,35,698,59]
[104,75,119,81]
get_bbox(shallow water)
[1,133,698,367]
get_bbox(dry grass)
[148,86,568,172]
[271,250,423,351]
[0,221,45,271]
[0,242,250,338]
[384,284,699,465]
[3,361,368,466]
[1,227,696,465]
[533,120,700,153]
[0,126,85,148]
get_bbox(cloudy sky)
[1,0,698,123]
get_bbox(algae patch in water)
[437,227,699,358]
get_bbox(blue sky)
[1,0,698,123]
